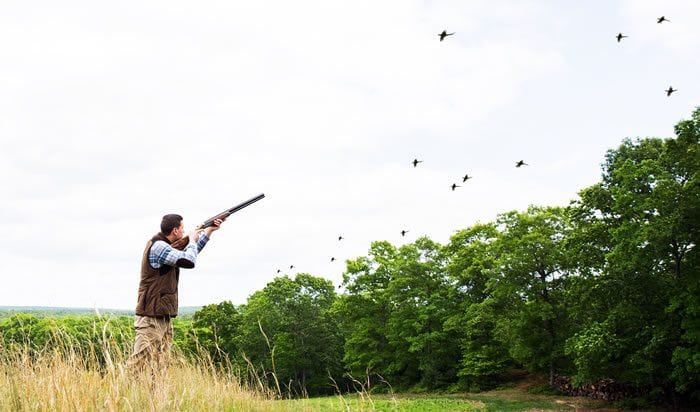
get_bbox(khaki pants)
[126,315,173,375]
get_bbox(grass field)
[1,338,620,411]
[1,359,616,411]
[277,376,618,411]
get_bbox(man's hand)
[204,217,226,237]
[189,228,205,243]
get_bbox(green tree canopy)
[237,273,343,396]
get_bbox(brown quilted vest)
[135,233,191,317]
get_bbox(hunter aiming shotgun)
[199,193,266,228]
[128,194,265,372]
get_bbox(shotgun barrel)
[199,193,265,229]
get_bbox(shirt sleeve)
[149,239,199,269]
[196,232,210,252]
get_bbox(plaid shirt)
[149,233,210,269]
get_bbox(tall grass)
[0,319,283,411]
[1,317,594,411]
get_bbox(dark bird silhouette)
[657,16,669,23]
[277,269,281,274]
[331,257,336,262]
[451,183,460,191]
[516,160,529,168]
[462,174,472,183]
[289,265,295,269]
[338,235,344,241]
[412,158,423,167]
[401,230,408,237]
[438,30,455,41]
[666,86,677,96]
[616,33,628,42]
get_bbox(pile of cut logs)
[552,375,644,401]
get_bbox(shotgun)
[170,193,265,251]
[198,193,266,229]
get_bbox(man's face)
[173,222,185,239]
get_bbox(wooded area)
[2,108,698,407]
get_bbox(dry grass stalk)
[0,324,284,411]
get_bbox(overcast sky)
[1,0,698,310]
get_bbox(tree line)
[2,109,698,405]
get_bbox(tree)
[570,108,699,401]
[444,223,513,389]
[491,206,574,385]
[237,274,343,396]
[385,237,458,389]
[187,301,241,364]
[336,241,397,384]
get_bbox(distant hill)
[0,306,204,318]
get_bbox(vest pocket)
[155,292,177,316]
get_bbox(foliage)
[183,300,241,364]
[0,314,134,362]
[444,223,512,390]
[567,108,699,402]
[237,273,344,396]
[490,206,575,384]
[336,241,397,382]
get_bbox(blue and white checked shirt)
[149,233,210,269]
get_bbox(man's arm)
[149,218,224,269]
[150,239,203,269]
[193,232,210,253]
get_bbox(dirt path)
[487,369,622,411]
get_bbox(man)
[126,213,225,374]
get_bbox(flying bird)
[412,158,423,167]
[338,235,344,241]
[290,265,295,269]
[657,16,669,23]
[616,33,628,42]
[277,269,281,274]
[438,30,455,41]
[666,86,677,96]
[516,160,529,168]
[451,183,461,191]
[462,174,472,183]
[331,257,336,262]
[401,230,409,237]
